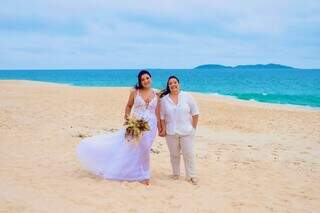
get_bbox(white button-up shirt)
[160,91,200,136]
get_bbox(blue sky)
[0,0,319,69]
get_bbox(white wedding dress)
[77,90,158,181]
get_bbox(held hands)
[158,127,166,137]
[157,120,166,137]
[158,119,167,137]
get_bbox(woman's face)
[140,74,152,89]
[168,78,180,93]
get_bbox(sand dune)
[1,80,319,213]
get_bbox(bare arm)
[160,119,166,136]
[124,89,135,120]
[155,94,162,131]
[158,95,166,137]
[192,115,199,129]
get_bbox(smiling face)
[140,73,152,89]
[168,78,180,93]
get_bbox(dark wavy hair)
[134,70,152,89]
[160,75,180,98]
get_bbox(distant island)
[194,63,295,69]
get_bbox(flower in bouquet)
[123,116,150,143]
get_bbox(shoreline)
[1,79,319,112]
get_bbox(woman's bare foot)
[171,175,180,180]
[139,179,150,185]
[190,177,198,185]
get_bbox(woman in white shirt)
[159,76,199,185]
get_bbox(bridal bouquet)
[124,116,150,143]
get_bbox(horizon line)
[0,63,319,70]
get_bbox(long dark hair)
[134,69,152,89]
[160,75,180,98]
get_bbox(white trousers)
[165,134,196,179]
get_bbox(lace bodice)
[131,89,158,123]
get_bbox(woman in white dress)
[159,76,199,185]
[77,70,161,185]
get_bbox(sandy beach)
[0,80,319,213]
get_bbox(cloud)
[0,0,319,68]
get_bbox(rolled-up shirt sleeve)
[188,94,200,116]
[160,98,166,120]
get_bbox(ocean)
[0,68,320,108]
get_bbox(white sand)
[1,80,319,213]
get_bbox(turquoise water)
[0,68,320,108]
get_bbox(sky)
[0,0,320,69]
